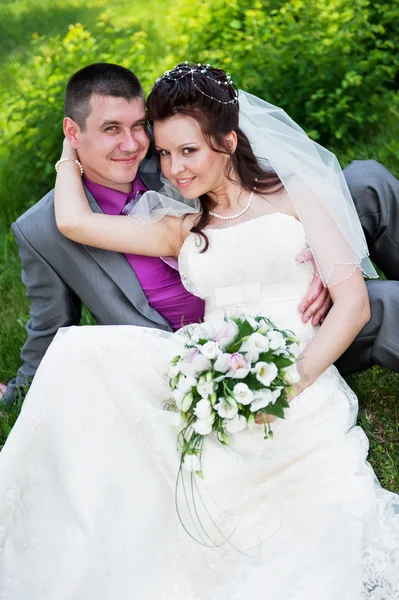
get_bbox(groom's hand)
[296,249,332,326]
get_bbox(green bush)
[0,17,163,222]
[1,1,398,225]
[165,0,399,147]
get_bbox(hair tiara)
[154,61,239,105]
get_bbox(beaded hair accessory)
[154,61,239,105]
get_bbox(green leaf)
[262,403,285,418]
[229,19,242,30]
[275,356,295,369]
[279,397,290,409]
[1,421,11,436]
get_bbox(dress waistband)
[205,281,309,314]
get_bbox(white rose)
[251,332,270,351]
[250,388,282,412]
[267,331,286,351]
[240,342,259,363]
[177,375,197,393]
[192,414,215,435]
[191,353,212,373]
[182,453,201,472]
[179,351,212,378]
[215,398,238,419]
[194,398,213,419]
[200,341,222,360]
[282,364,301,384]
[223,414,247,434]
[214,353,231,373]
[233,383,253,406]
[252,362,278,386]
[240,332,270,363]
[197,380,215,399]
[179,361,196,378]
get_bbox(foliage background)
[0,0,398,488]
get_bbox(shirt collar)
[84,175,148,215]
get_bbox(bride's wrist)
[287,372,313,400]
[55,157,84,175]
[60,138,78,161]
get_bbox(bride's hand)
[255,382,305,424]
[60,138,78,161]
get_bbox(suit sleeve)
[4,221,82,403]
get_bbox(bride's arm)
[292,268,370,395]
[54,142,187,257]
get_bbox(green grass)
[0,0,170,100]
[348,368,399,491]
[0,0,398,494]
[0,0,165,60]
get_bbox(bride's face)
[153,114,232,199]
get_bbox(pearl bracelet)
[55,157,84,175]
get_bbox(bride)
[0,63,398,599]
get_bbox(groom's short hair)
[65,63,144,131]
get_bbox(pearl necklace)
[209,190,254,220]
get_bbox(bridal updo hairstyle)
[146,62,282,250]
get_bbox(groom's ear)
[63,117,81,149]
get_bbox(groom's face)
[72,94,150,193]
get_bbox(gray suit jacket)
[6,157,173,402]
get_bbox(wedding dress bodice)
[179,212,315,340]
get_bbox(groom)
[1,62,399,404]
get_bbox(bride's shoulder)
[261,187,299,221]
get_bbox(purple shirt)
[84,176,205,330]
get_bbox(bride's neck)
[207,179,250,209]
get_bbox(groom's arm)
[3,222,82,404]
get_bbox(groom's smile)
[110,154,139,167]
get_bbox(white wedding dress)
[0,213,398,599]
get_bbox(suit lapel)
[83,186,172,330]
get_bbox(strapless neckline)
[203,212,302,233]
[179,212,304,258]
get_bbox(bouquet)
[166,314,300,477]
